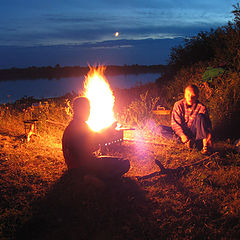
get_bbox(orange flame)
[83,66,115,132]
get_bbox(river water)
[0,73,160,104]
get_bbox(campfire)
[83,66,116,132]
[82,66,124,146]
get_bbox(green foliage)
[202,67,225,83]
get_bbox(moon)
[115,32,119,37]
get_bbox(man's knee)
[95,157,130,179]
[194,113,211,140]
[196,113,205,123]
[195,113,211,130]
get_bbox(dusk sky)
[0,0,236,68]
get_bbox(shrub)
[118,90,159,129]
[203,71,240,138]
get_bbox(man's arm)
[171,102,189,143]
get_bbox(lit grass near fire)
[0,88,240,239]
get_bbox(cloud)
[44,14,113,24]
[1,0,233,47]
[0,37,184,68]
[90,45,133,50]
[0,15,223,47]
[0,0,234,68]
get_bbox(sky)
[0,0,236,68]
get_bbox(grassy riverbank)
[0,90,240,239]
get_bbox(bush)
[118,90,159,129]
[203,71,240,138]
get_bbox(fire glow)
[83,66,116,132]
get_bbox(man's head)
[184,84,199,106]
[72,97,90,122]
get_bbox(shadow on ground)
[16,172,155,240]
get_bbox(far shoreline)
[0,64,166,81]
[0,76,158,105]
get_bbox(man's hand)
[110,121,117,130]
[180,134,188,144]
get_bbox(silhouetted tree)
[168,4,240,72]
[232,3,240,27]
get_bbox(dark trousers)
[190,113,212,140]
[159,113,212,141]
[68,157,130,180]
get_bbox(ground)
[0,128,240,240]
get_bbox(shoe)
[185,139,193,149]
[201,146,212,155]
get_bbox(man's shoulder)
[176,98,185,104]
[63,120,84,138]
[173,99,185,108]
[63,120,74,133]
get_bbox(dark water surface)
[0,73,160,103]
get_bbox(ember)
[83,66,115,132]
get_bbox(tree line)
[0,64,167,81]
